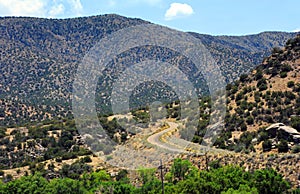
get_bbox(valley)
[0,14,299,193]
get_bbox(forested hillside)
[0,15,296,125]
[210,34,300,154]
[0,14,300,192]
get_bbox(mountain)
[0,15,300,190]
[190,31,297,81]
[214,34,300,153]
[0,14,296,126]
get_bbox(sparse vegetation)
[220,34,300,155]
[0,15,299,193]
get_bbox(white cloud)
[67,0,83,16]
[49,3,65,18]
[0,0,83,18]
[164,3,194,21]
[0,0,46,17]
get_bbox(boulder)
[280,126,299,135]
[266,123,285,138]
[293,135,300,144]
[265,123,300,143]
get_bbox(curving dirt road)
[146,121,185,153]
[147,121,230,155]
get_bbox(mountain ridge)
[0,14,300,190]
[0,14,297,125]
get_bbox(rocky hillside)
[215,34,300,153]
[0,14,296,125]
[190,31,297,82]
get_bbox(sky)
[0,0,299,35]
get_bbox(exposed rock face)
[266,123,285,137]
[266,123,300,143]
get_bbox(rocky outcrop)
[266,123,300,143]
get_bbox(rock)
[280,126,299,135]
[293,135,300,144]
[266,123,285,138]
[266,123,285,130]
[113,132,122,143]
[265,123,300,143]
[251,138,258,144]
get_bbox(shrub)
[278,140,289,153]
[235,92,243,101]
[281,64,292,72]
[81,156,92,163]
[262,140,272,152]
[291,116,300,131]
[222,184,258,194]
[246,116,254,125]
[0,128,6,138]
[257,78,268,91]
[272,47,282,54]
[251,168,290,194]
[287,81,295,88]
[55,157,62,162]
[240,122,247,131]
[255,70,263,80]
[292,145,300,153]
[240,74,248,82]
[209,160,221,169]
[280,71,287,78]
[4,174,13,182]
[258,131,268,142]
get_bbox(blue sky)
[0,0,299,35]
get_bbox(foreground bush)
[0,159,294,194]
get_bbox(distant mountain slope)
[0,14,296,125]
[190,31,296,82]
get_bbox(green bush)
[287,81,295,88]
[251,168,290,194]
[0,162,293,194]
[257,78,268,91]
[262,140,272,152]
[258,131,268,142]
[280,71,287,78]
[44,177,86,194]
[278,140,289,153]
[255,69,263,80]
[240,74,248,82]
[246,116,254,125]
[292,145,300,153]
[240,122,247,131]
[222,184,258,194]
[0,128,6,139]
[281,64,292,72]
[291,116,300,131]
[81,156,92,163]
